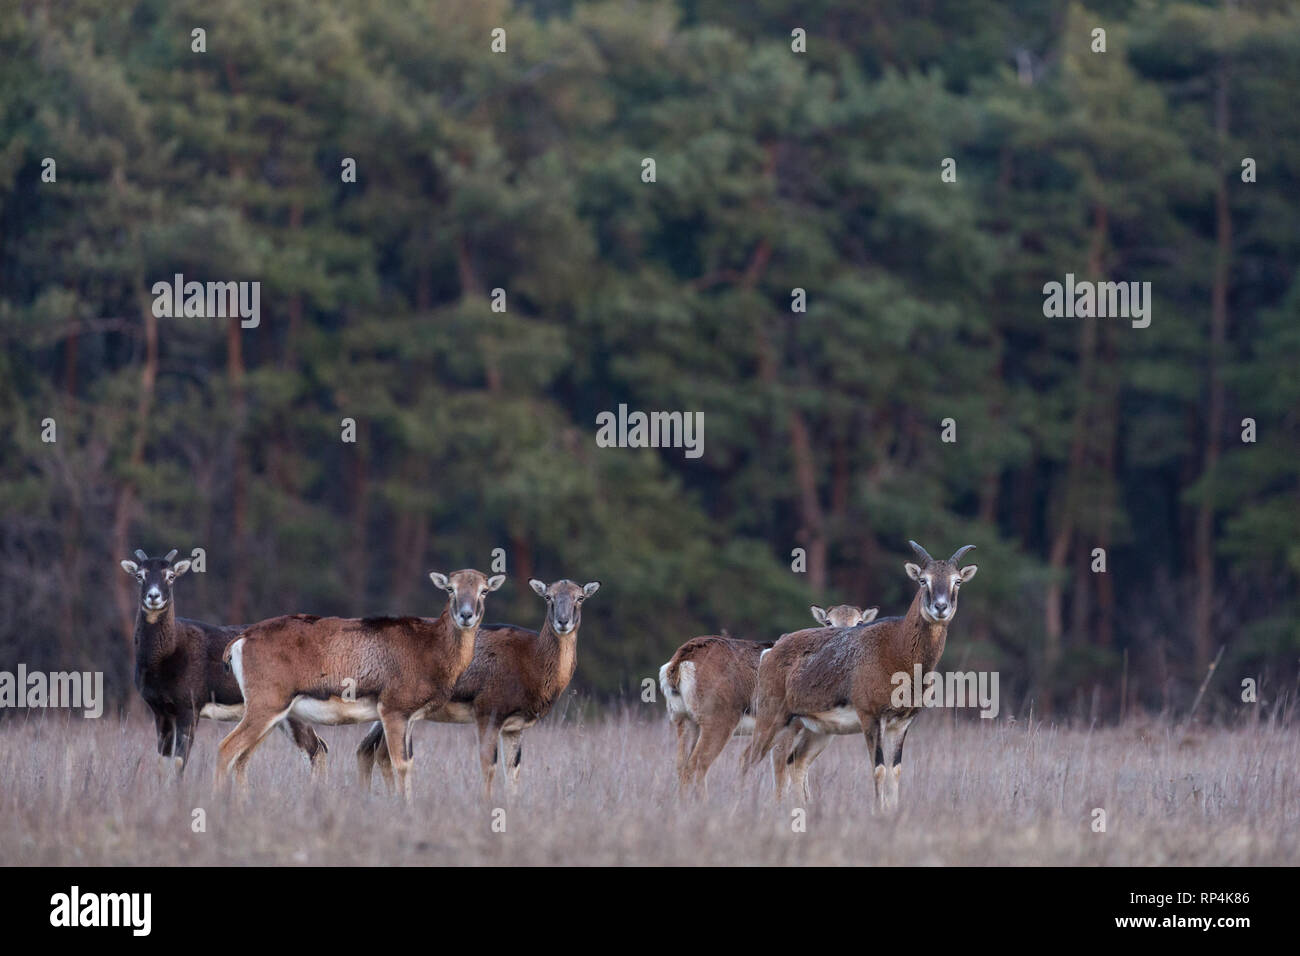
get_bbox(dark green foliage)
[1,0,1296,717]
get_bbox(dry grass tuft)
[1,708,1295,865]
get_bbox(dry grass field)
[0,707,1296,866]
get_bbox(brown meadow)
[0,707,1295,866]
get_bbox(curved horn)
[949,544,976,564]
[164,549,178,563]
[908,540,933,564]
[134,549,149,562]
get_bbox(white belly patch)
[199,703,244,722]
[801,707,862,735]
[431,701,476,724]
[289,695,380,724]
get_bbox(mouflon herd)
[120,539,975,808]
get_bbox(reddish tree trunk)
[227,315,250,622]
[1044,202,1108,696]
[1194,62,1232,672]
[112,296,159,647]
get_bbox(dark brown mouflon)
[120,549,327,776]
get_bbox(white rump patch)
[228,638,246,696]
[199,702,244,722]
[675,661,699,719]
[289,695,380,724]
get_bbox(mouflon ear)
[862,607,879,623]
[172,560,192,577]
[486,574,506,592]
[810,605,828,625]
[120,560,139,576]
[429,571,450,590]
[529,578,548,596]
[959,565,979,582]
[582,581,601,598]
[905,562,923,582]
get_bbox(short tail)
[658,660,681,712]
[658,661,675,696]
[224,637,247,696]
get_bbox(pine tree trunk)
[390,268,435,611]
[389,463,429,613]
[60,328,79,656]
[1045,203,1108,685]
[1095,324,1120,648]
[743,234,828,594]
[112,291,158,647]
[227,314,250,623]
[283,201,304,369]
[1195,61,1232,672]
[349,450,369,608]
